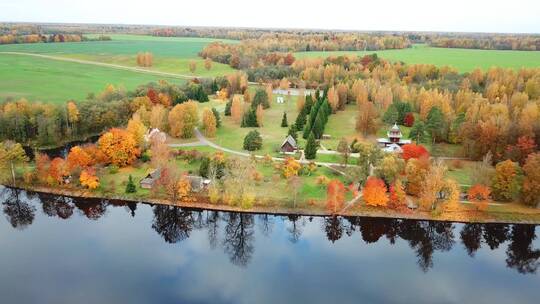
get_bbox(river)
[0,186,538,304]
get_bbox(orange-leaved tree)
[363,176,389,207]
[326,179,346,214]
[67,146,93,171]
[80,168,100,190]
[282,157,301,179]
[468,184,491,211]
[97,128,141,167]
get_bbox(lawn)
[294,44,540,72]
[0,54,184,103]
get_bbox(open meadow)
[295,44,540,72]
[0,35,236,103]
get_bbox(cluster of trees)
[0,80,212,147]
[0,33,110,44]
[199,32,409,70]
[430,36,540,51]
[136,52,153,67]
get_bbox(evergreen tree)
[304,132,318,160]
[125,175,137,193]
[199,157,210,178]
[395,101,412,124]
[241,108,259,128]
[309,99,321,127]
[287,125,298,142]
[302,119,312,139]
[224,99,232,116]
[426,107,445,144]
[252,89,270,109]
[212,107,221,128]
[304,95,313,113]
[409,121,427,143]
[312,113,325,139]
[243,130,263,151]
[383,104,399,124]
[295,108,307,130]
[281,112,288,127]
[322,99,332,119]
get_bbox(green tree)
[383,104,399,124]
[426,107,445,144]
[125,175,137,193]
[212,107,222,128]
[302,119,312,139]
[409,121,427,143]
[224,99,232,116]
[287,125,298,142]
[241,108,259,128]
[295,108,307,130]
[252,89,270,109]
[304,133,318,160]
[395,101,412,124]
[199,157,210,178]
[0,141,29,185]
[281,112,288,127]
[243,130,263,151]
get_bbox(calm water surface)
[1,186,539,304]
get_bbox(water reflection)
[1,186,539,275]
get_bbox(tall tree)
[304,133,318,160]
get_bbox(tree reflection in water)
[1,188,35,230]
[0,187,539,274]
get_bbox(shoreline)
[5,184,540,225]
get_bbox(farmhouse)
[377,123,411,150]
[280,135,298,153]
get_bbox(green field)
[0,35,237,103]
[295,44,540,72]
[0,54,185,103]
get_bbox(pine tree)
[125,175,137,193]
[383,104,399,124]
[305,132,318,160]
[304,95,313,113]
[409,121,427,143]
[212,107,221,128]
[295,108,307,130]
[312,113,324,139]
[224,99,232,116]
[252,89,270,109]
[287,125,298,142]
[199,157,210,178]
[302,119,312,139]
[241,108,258,128]
[281,112,288,127]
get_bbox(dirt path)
[0,51,204,80]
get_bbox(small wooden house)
[280,135,298,153]
[140,169,161,189]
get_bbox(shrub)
[125,175,137,193]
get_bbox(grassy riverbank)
[9,184,540,224]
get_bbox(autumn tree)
[363,177,389,207]
[337,138,350,167]
[66,146,93,171]
[491,160,521,202]
[188,60,197,73]
[80,168,99,190]
[255,104,264,127]
[419,161,447,210]
[202,108,217,137]
[0,141,29,184]
[168,101,199,138]
[98,128,141,167]
[204,58,212,70]
[402,143,430,161]
[405,157,430,196]
[126,115,148,148]
[150,137,171,169]
[231,95,244,124]
[282,157,301,179]
[375,154,405,185]
[326,179,346,214]
[356,101,379,135]
[389,179,406,208]
[521,153,540,207]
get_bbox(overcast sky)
[1,0,539,34]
